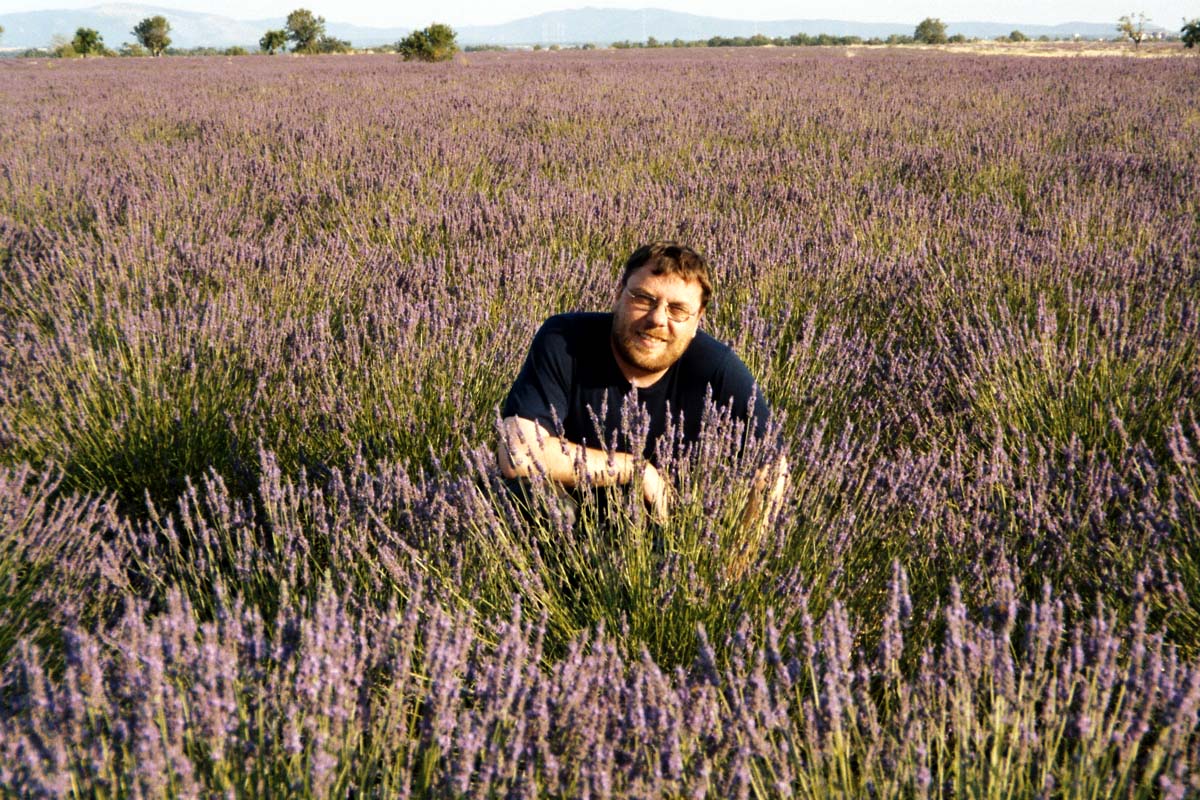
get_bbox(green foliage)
[132,15,171,56]
[469,430,798,666]
[120,41,148,57]
[286,8,325,53]
[0,469,133,672]
[70,27,104,56]
[703,32,862,47]
[259,28,288,54]
[396,22,459,62]
[315,35,352,53]
[914,17,948,44]
[1182,18,1200,48]
[1117,12,1149,47]
[224,46,249,56]
[1009,29,1028,42]
[163,46,222,56]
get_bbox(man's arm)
[741,455,789,531]
[719,453,789,583]
[497,415,669,522]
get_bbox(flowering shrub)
[0,48,1198,795]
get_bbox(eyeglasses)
[623,287,700,324]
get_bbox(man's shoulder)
[680,330,741,374]
[526,312,612,368]
[676,330,768,426]
[538,311,612,336]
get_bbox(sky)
[0,0,1193,29]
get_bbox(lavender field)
[1,47,1198,796]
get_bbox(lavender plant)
[3,560,1198,797]
[1,47,1198,794]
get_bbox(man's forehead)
[624,267,704,301]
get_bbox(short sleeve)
[714,350,771,440]
[501,318,573,434]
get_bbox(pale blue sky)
[0,0,1193,29]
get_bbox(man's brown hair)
[620,241,713,309]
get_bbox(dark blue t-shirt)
[501,312,768,462]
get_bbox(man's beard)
[611,308,690,377]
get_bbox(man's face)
[611,265,705,383]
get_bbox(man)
[497,241,784,525]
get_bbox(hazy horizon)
[0,0,1192,30]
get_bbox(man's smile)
[636,330,668,345]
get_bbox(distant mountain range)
[460,9,1125,46]
[0,4,1131,50]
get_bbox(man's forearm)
[740,455,790,532]
[497,416,637,487]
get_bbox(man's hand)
[739,455,789,534]
[721,454,789,584]
[499,416,674,523]
[641,462,670,525]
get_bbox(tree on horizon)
[260,29,288,54]
[1183,18,1200,48]
[71,27,104,56]
[132,15,172,56]
[286,8,325,53]
[1117,12,1149,47]
[914,17,948,44]
[396,23,458,62]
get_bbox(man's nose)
[646,301,670,325]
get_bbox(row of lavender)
[2,458,1198,795]
[1,49,1198,794]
